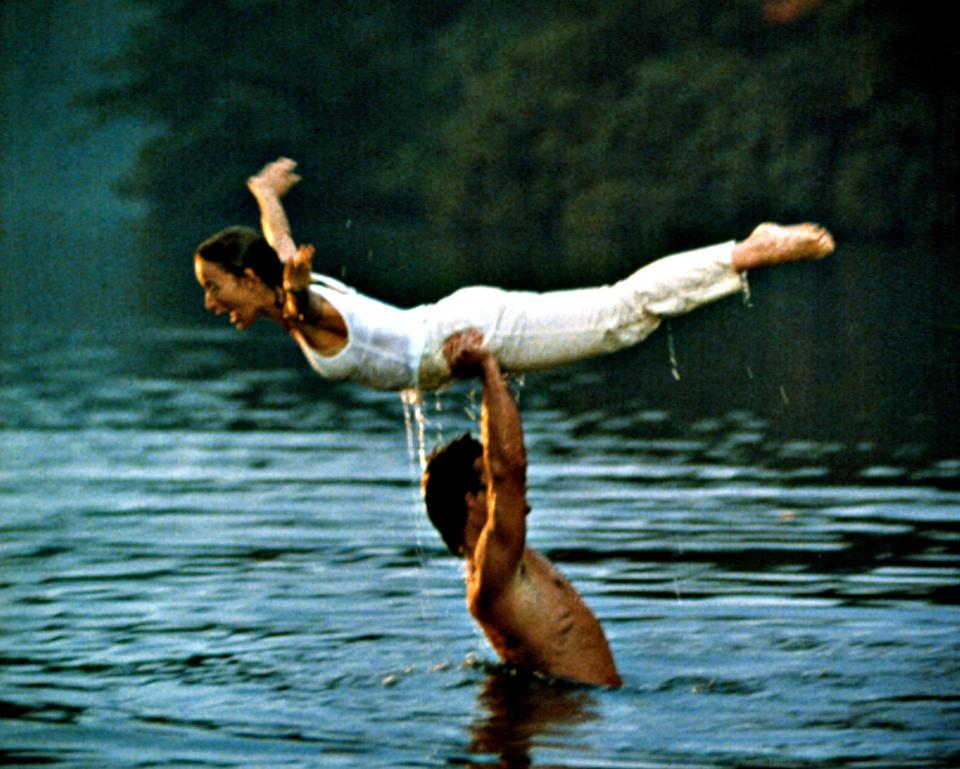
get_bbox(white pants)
[414,241,743,389]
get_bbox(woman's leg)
[415,224,833,388]
[416,241,743,388]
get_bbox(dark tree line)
[85,0,958,458]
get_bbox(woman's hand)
[283,243,314,321]
[248,157,301,199]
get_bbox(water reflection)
[464,668,597,768]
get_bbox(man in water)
[423,330,622,687]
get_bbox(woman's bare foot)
[732,223,835,271]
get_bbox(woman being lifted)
[194,158,834,391]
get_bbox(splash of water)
[400,387,447,666]
[400,388,427,470]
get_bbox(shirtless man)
[422,330,622,687]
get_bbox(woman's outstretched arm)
[247,157,301,264]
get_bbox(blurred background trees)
[83,0,955,298]
[5,0,957,457]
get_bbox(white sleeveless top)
[294,241,740,391]
[295,274,426,391]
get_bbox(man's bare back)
[468,547,621,687]
[423,330,622,687]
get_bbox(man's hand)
[248,157,301,199]
[283,244,314,321]
[443,330,491,379]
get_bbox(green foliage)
[85,0,956,331]
[417,0,954,293]
[85,0,442,303]
[76,0,957,447]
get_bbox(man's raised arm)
[444,331,527,599]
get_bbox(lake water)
[2,328,958,768]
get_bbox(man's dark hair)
[195,226,284,288]
[423,433,483,556]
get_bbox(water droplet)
[400,388,427,470]
[740,272,752,307]
[667,322,681,381]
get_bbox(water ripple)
[2,329,958,768]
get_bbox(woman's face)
[194,256,275,330]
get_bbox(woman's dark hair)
[195,226,284,288]
[423,433,483,556]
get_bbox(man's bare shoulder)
[468,547,621,688]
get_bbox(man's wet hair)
[196,226,284,288]
[423,433,483,556]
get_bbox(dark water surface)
[2,329,958,768]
